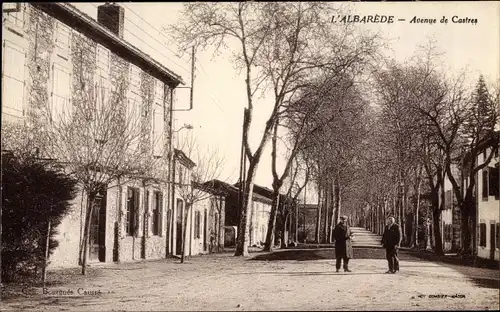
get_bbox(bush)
[1,152,78,283]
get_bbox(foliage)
[1,152,78,282]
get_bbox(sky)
[72,2,500,203]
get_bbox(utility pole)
[168,46,196,257]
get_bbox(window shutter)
[2,41,26,117]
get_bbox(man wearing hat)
[382,216,402,274]
[332,215,354,272]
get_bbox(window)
[178,165,184,185]
[129,65,141,94]
[155,80,164,103]
[55,21,71,59]
[479,223,487,247]
[152,191,162,236]
[51,64,72,121]
[194,210,201,239]
[2,40,26,118]
[153,105,164,157]
[96,46,110,111]
[126,187,139,236]
[489,165,499,199]
[482,170,489,201]
[96,45,110,88]
[126,94,141,151]
[496,223,500,249]
[3,4,25,30]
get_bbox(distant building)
[440,165,461,253]
[203,180,274,247]
[297,204,318,243]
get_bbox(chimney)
[97,2,125,38]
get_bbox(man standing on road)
[332,215,354,273]
[382,216,402,274]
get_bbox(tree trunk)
[323,180,329,243]
[451,199,461,252]
[429,184,444,255]
[315,187,322,243]
[402,185,408,245]
[294,194,299,244]
[81,194,95,275]
[264,190,280,252]
[280,213,288,249]
[235,161,258,257]
[333,180,341,227]
[327,180,335,243]
[218,197,225,252]
[432,208,444,256]
[412,176,422,249]
[181,203,190,263]
[460,206,473,256]
[78,189,85,266]
[42,220,51,286]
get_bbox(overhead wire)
[14,3,227,114]
[88,3,191,74]
[120,3,191,61]
[116,3,226,113]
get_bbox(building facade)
[476,143,499,261]
[203,180,274,248]
[2,3,184,267]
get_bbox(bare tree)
[367,38,499,257]
[48,75,162,274]
[277,151,312,248]
[171,2,381,256]
[404,47,499,256]
[174,132,225,263]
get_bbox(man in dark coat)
[382,216,402,274]
[332,215,354,272]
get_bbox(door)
[89,191,107,262]
[203,209,208,251]
[490,222,496,260]
[176,199,184,255]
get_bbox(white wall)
[476,147,499,260]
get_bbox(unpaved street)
[1,249,499,311]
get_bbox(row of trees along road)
[172,2,382,256]
[173,2,498,256]
[360,42,499,257]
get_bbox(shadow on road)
[235,271,387,276]
[249,248,416,261]
[250,249,500,290]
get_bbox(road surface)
[1,248,498,311]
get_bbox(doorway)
[89,190,107,262]
[176,199,184,255]
[490,221,496,260]
[203,209,208,251]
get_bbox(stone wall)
[22,4,174,267]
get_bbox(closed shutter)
[2,41,26,118]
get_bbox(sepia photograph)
[1,1,499,311]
